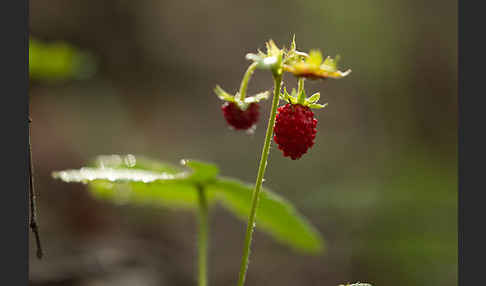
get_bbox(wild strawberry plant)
[52,37,371,286]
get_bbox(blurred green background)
[29,0,457,285]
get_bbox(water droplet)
[124,154,136,167]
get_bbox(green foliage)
[29,37,96,82]
[181,159,220,184]
[90,180,203,209]
[208,177,324,254]
[52,154,324,254]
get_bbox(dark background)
[29,0,457,285]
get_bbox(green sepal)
[281,87,298,104]
[305,92,321,104]
[243,91,270,104]
[308,103,328,109]
[215,85,269,111]
[214,85,235,102]
[321,54,341,72]
[279,87,290,101]
[281,85,326,110]
[297,85,306,105]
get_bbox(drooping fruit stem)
[197,185,209,286]
[236,74,282,286]
[237,62,258,102]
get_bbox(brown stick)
[28,116,43,259]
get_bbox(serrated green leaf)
[306,92,320,104]
[308,103,328,109]
[207,177,324,254]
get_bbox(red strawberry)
[221,102,260,130]
[273,103,317,160]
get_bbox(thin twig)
[28,116,43,259]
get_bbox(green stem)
[237,62,258,102]
[236,74,282,286]
[297,77,306,104]
[197,185,209,286]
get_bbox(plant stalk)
[237,62,258,102]
[197,185,209,286]
[236,74,282,286]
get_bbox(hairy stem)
[237,62,258,102]
[236,74,282,286]
[197,185,209,286]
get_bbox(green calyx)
[283,34,309,66]
[280,78,328,109]
[214,85,269,111]
[214,62,269,110]
[245,39,284,77]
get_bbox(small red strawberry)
[221,102,259,130]
[274,104,317,160]
[273,79,327,159]
[214,85,269,131]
